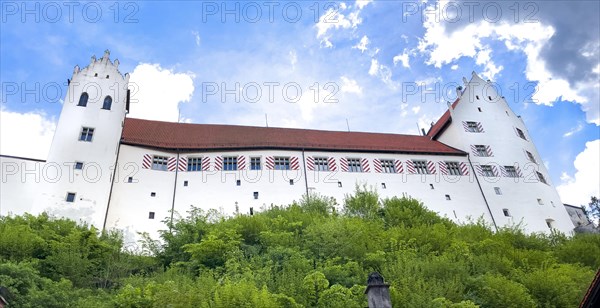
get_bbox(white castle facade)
[0,51,576,244]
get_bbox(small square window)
[381,183,386,189]
[506,111,509,116]
[79,127,94,142]
[503,209,511,217]
[516,128,527,140]
[494,187,502,195]
[445,194,451,200]
[551,201,555,207]
[66,192,76,202]
[236,180,241,186]
[250,207,254,215]
[289,179,294,185]
[476,95,480,100]
[127,177,133,183]
[537,198,544,205]
[74,162,83,170]
[184,180,188,186]
[151,192,156,197]
[253,192,259,199]
[536,171,547,184]
[430,184,434,189]
[477,107,482,112]
[546,219,554,229]
[526,151,537,164]
[94,73,98,77]
[338,181,342,188]
[149,212,155,219]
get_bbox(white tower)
[432,72,574,234]
[38,50,129,229]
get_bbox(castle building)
[0,51,575,244]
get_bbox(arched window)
[102,96,112,110]
[78,92,88,107]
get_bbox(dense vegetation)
[1,186,598,307]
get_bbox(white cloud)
[563,123,584,137]
[557,140,600,206]
[340,76,362,94]
[368,59,379,76]
[417,13,598,124]
[128,63,195,122]
[353,35,370,53]
[192,31,200,46]
[392,51,410,68]
[355,0,373,10]
[412,106,420,114]
[0,107,56,159]
[451,64,459,70]
[289,50,297,70]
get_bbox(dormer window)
[78,92,88,107]
[102,96,112,110]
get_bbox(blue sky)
[1,0,598,206]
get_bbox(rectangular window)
[536,171,548,184]
[481,165,495,177]
[494,187,502,195]
[314,157,329,171]
[466,121,482,132]
[546,219,554,229]
[223,156,238,171]
[503,209,510,217]
[74,162,83,170]
[149,212,155,219]
[516,127,527,140]
[537,198,544,205]
[445,161,462,175]
[250,157,261,170]
[187,157,202,171]
[413,160,429,174]
[526,151,537,163]
[152,156,168,171]
[381,159,396,173]
[504,166,519,177]
[347,158,362,172]
[79,127,94,142]
[66,192,76,202]
[274,157,290,170]
[474,145,489,157]
[445,194,451,200]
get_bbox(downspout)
[302,149,309,200]
[103,123,125,232]
[468,154,498,232]
[170,150,180,231]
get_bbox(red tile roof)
[427,98,461,139]
[121,118,465,155]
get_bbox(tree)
[588,196,600,226]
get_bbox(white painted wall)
[35,51,128,229]
[0,156,41,216]
[436,72,574,234]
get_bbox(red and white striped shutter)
[142,154,152,169]
[427,161,436,174]
[201,157,211,171]
[516,165,523,177]
[361,158,370,172]
[492,165,499,177]
[475,165,483,176]
[290,156,300,170]
[340,158,348,172]
[214,156,223,171]
[500,165,508,177]
[486,145,494,157]
[167,157,177,172]
[178,156,187,171]
[462,121,469,131]
[237,155,246,170]
[265,156,275,170]
[373,159,382,173]
[306,156,314,171]
[328,157,337,171]
[477,122,484,133]
[438,161,448,175]
[395,160,403,174]
[405,160,415,174]
[470,145,478,156]
[460,162,469,175]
